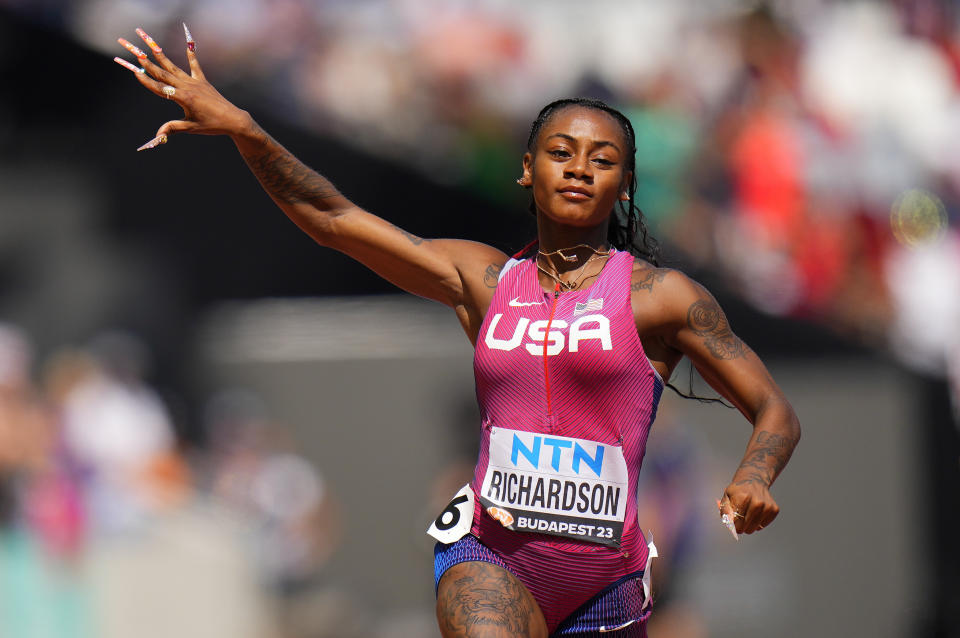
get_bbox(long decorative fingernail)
[183,22,195,52]
[137,134,167,152]
[114,57,145,73]
[720,513,740,541]
[118,37,147,59]
[136,28,162,54]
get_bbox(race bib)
[478,427,629,547]
[427,484,475,544]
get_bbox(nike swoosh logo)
[509,296,544,307]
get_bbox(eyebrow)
[545,133,621,153]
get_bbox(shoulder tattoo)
[483,263,503,289]
[631,268,668,293]
[686,298,746,360]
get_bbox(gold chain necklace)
[536,253,607,293]
[538,244,611,263]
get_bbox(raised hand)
[111,22,506,325]
[114,24,254,150]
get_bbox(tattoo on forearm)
[733,471,770,488]
[630,269,667,293]
[686,298,746,360]
[736,430,797,486]
[246,141,339,206]
[438,564,535,637]
[484,263,503,289]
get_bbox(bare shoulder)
[629,263,730,336]
[629,260,683,295]
[642,270,751,361]
[441,240,510,288]
[438,240,510,343]
[423,237,509,310]
[632,260,714,297]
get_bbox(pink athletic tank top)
[469,249,663,626]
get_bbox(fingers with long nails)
[113,57,144,74]
[117,38,148,60]
[717,499,740,541]
[183,22,196,52]
[137,134,167,152]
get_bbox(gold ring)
[733,511,745,519]
[162,85,176,98]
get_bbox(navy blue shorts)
[435,535,650,637]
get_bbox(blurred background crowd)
[8,0,958,375]
[0,324,342,637]
[0,0,958,637]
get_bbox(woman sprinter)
[115,26,799,638]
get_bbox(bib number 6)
[427,484,475,544]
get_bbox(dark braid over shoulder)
[522,98,661,267]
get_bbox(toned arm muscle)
[646,272,800,533]
[231,121,507,328]
[118,34,505,332]
[654,275,794,431]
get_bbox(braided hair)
[520,98,732,408]
[520,98,660,267]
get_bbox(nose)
[563,151,593,183]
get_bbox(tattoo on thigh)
[686,298,746,360]
[438,564,537,637]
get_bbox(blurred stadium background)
[0,1,958,636]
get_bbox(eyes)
[547,148,617,167]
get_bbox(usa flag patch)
[574,298,603,315]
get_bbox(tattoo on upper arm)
[736,430,798,487]
[686,298,746,360]
[631,269,667,293]
[484,263,503,288]
[391,224,431,246]
[247,145,339,205]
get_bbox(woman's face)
[521,106,631,228]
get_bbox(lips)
[558,185,592,200]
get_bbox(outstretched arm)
[646,271,801,535]
[114,27,506,340]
